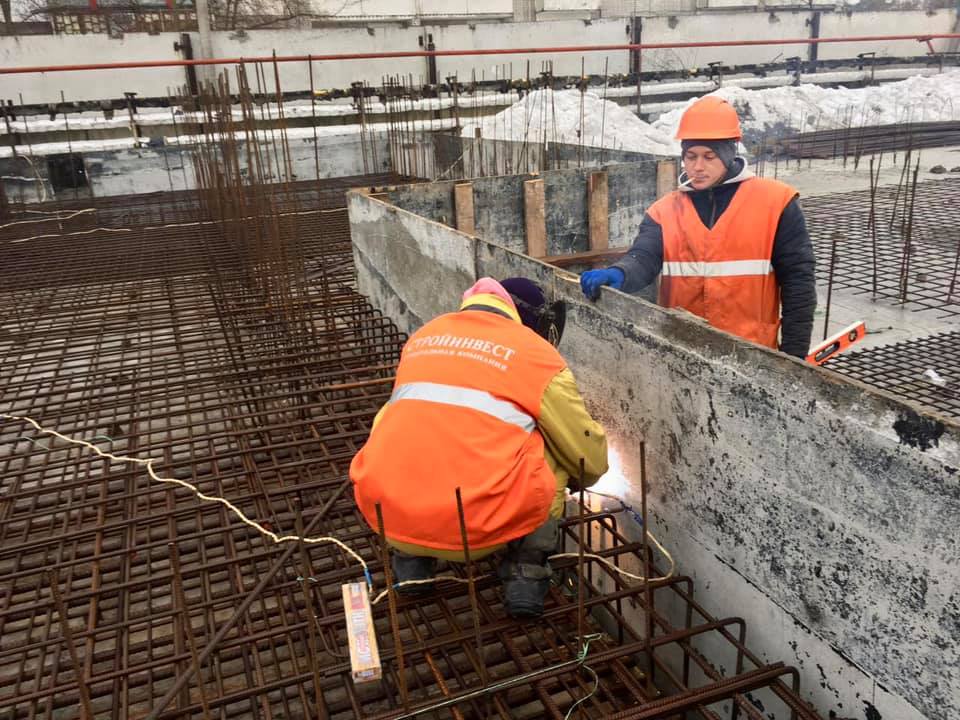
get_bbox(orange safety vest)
[647,177,797,349]
[350,309,566,551]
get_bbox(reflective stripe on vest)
[661,260,774,278]
[647,177,797,349]
[390,381,536,433]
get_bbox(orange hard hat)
[675,96,742,141]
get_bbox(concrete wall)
[208,26,426,90]
[432,132,660,180]
[639,11,813,70]
[2,10,957,104]
[383,158,661,255]
[638,7,958,71]
[310,0,512,16]
[432,19,630,79]
[0,33,186,104]
[347,172,960,720]
[817,9,957,61]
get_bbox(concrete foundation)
[383,158,661,256]
[347,164,960,720]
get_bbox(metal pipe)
[1,34,957,75]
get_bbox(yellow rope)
[0,412,370,577]
[2,412,674,601]
[0,208,95,230]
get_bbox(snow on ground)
[462,70,960,157]
[0,119,457,158]
[652,69,960,144]
[5,70,958,160]
[460,89,678,156]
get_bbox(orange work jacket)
[647,177,797,349]
[350,309,566,551]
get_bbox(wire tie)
[13,436,49,449]
[90,435,114,443]
[577,633,603,662]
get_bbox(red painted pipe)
[1,33,958,75]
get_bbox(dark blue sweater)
[612,167,817,357]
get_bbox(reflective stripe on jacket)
[647,176,797,349]
[351,306,570,551]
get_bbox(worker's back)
[351,308,566,552]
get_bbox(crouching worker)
[350,277,608,618]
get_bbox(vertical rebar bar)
[899,160,920,304]
[374,502,410,710]
[640,442,655,690]
[294,504,330,720]
[868,154,879,299]
[577,458,587,650]
[455,486,488,687]
[823,232,840,340]
[308,56,320,183]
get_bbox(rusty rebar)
[47,569,95,719]
[169,542,213,720]
[374,501,410,710]
[455,486,488,687]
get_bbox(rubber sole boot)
[502,574,550,618]
[391,552,437,596]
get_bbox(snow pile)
[653,70,960,142]
[461,89,677,156]
[462,71,960,157]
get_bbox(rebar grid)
[826,331,960,419]
[1,69,824,719]
[802,177,960,317]
[0,187,825,719]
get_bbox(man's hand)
[580,268,625,301]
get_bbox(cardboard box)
[342,582,382,683]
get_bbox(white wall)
[543,0,595,9]
[433,19,630,79]
[208,26,427,89]
[640,11,813,70]
[0,34,186,105]
[309,0,512,17]
[1,10,956,104]
[601,0,695,11]
[818,8,958,59]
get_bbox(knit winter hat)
[461,277,517,311]
[681,139,738,172]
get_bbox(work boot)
[499,560,552,618]
[499,517,559,618]
[391,551,437,596]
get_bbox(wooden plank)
[652,159,678,299]
[541,247,628,269]
[453,182,475,235]
[656,159,678,198]
[588,171,609,251]
[523,178,547,258]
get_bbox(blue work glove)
[580,268,625,301]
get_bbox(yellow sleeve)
[538,367,608,488]
[371,402,389,430]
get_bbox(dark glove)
[580,268,625,300]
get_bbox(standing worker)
[580,96,817,358]
[351,277,608,618]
